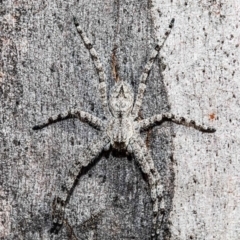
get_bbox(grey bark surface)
[0,0,239,240]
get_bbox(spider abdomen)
[107,118,135,150]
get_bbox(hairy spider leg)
[132,18,175,119]
[74,18,110,117]
[129,137,163,238]
[32,109,103,131]
[136,135,163,198]
[139,113,216,133]
[51,135,110,234]
[136,135,166,234]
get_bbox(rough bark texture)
[0,0,239,240]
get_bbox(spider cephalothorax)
[33,18,215,239]
[109,80,134,118]
[106,116,135,151]
[107,81,135,150]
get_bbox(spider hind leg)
[50,135,110,234]
[129,137,164,238]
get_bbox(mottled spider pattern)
[33,18,215,238]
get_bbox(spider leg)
[131,19,175,119]
[74,18,110,117]
[139,113,216,133]
[32,109,103,131]
[51,134,110,234]
[129,136,163,238]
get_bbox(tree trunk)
[0,0,239,240]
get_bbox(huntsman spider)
[33,18,215,238]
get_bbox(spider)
[33,18,215,238]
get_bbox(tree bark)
[0,0,239,240]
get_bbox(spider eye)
[117,86,127,98]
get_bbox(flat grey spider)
[33,18,215,238]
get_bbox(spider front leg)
[51,134,110,234]
[32,109,103,131]
[129,136,163,238]
[139,113,216,133]
[74,18,110,117]
[132,18,175,119]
